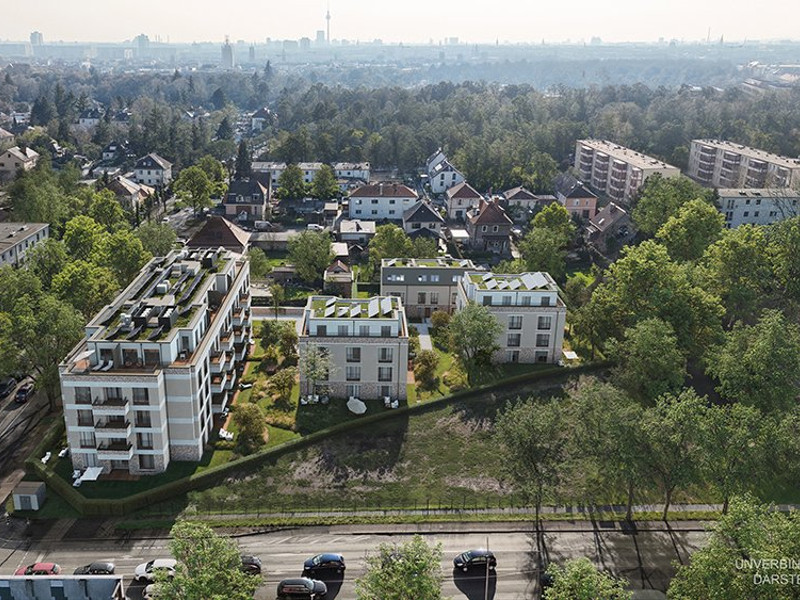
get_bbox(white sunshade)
[74,348,96,361]
[81,467,104,481]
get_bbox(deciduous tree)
[310,164,339,200]
[544,558,632,600]
[136,221,177,256]
[356,535,445,600]
[247,248,270,279]
[173,166,213,214]
[276,164,307,201]
[655,198,724,262]
[287,231,332,284]
[232,403,267,454]
[447,303,502,382]
[632,175,715,236]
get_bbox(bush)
[430,310,450,333]
[443,364,468,392]
[413,349,439,389]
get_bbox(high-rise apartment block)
[688,139,800,189]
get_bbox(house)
[717,188,800,227]
[59,248,252,475]
[323,201,339,227]
[338,219,376,245]
[465,199,513,254]
[298,295,409,401]
[187,216,251,254]
[269,264,298,285]
[456,271,567,364]
[0,146,39,181]
[402,200,444,238]
[252,161,286,187]
[348,182,418,220]
[0,223,49,267]
[557,181,598,220]
[251,107,275,131]
[585,202,632,253]
[381,257,478,318]
[299,162,324,184]
[250,230,298,252]
[224,178,270,223]
[77,108,103,128]
[334,162,371,181]
[323,260,354,297]
[425,147,447,174]
[181,107,210,124]
[501,187,557,219]
[133,153,172,187]
[445,182,483,221]
[0,127,13,144]
[101,140,128,162]
[104,175,154,211]
[429,159,466,194]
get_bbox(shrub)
[443,364,468,392]
[413,349,439,389]
[430,310,450,333]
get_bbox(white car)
[134,559,177,582]
[143,584,162,599]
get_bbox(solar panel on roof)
[368,298,379,318]
[482,273,494,281]
[509,279,522,290]
[324,306,335,317]
[338,307,348,317]
[326,297,337,306]
[386,259,397,266]
[520,273,536,290]
[380,297,392,314]
[530,273,548,288]
[460,260,469,267]
[498,280,509,289]
[350,305,361,317]
[486,280,498,290]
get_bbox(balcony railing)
[92,396,128,408]
[94,419,130,431]
[96,441,134,460]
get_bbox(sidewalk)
[416,321,433,351]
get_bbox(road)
[0,380,50,467]
[0,523,707,599]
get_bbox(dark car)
[303,553,345,576]
[277,577,327,599]
[73,561,115,575]
[240,554,262,575]
[0,377,15,398]
[15,382,34,403]
[453,549,497,572]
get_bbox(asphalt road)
[0,524,707,599]
[0,380,49,465]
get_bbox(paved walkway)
[416,321,433,350]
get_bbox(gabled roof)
[408,227,444,241]
[187,217,250,253]
[102,140,127,154]
[135,153,172,171]
[4,146,39,162]
[325,260,351,274]
[430,159,461,176]
[226,178,268,201]
[0,127,13,140]
[403,200,444,224]
[468,199,513,226]
[79,108,102,120]
[565,182,598,199]
[503,186,536,201]
[333,162,370,171]
[446,181,482,200]
[252,107,273,120]
[350,182,417,199]
[106,175,152,198]
[298,162,324,171]
[589,202,629,233]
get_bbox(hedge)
[30,362,609,517]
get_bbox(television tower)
[326,3,331,44]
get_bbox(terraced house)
[298,296,409,402]
[456,272,567,364]
[59,248,252,476]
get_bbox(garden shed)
[12,481,46,511]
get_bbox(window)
[317,325,327,336]
[347,384,361,398]
[137,432,154,449]
[743,211,749,217]
[346,366,361,381]
[521,296,531,306]
[502,295,512,306]
[378,367,393,382]
[135,411,152,427]
[338,325,349,336]
[371,199,379,204]
[483,296,492,306]
[507,350,520,363]
[507,333,521,347]
[509,316,523,330]
[132,388,149,405]
[359,325,370,337]
[537,316,552,330]
[430,292,439,305]
[75,387,92,404]
[77,410,93,427]
[536,334,550,347]
[139,454,155,470]
[481,225,487,232]
[493,225,499,232]
[418,292,426,305]
[372,210,378,215]
[412,222,421,229]
[430,274,440,283]
[381,326,392,337]
[79,431,95,448]
[754,211,759,217]
[380,385,392,397]
[346,347,361,362]
[541,296,551,307]
[389,199,396,204]
[379,347,394,362]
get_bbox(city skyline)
[5,0,800,46]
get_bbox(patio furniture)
[347,397,367,415]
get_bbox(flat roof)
[717,188,800,198]
[693,140,800,169]
[467,271,558,292]
[578,139,678,171]
[382,257,476,269]
[309,295,401,319]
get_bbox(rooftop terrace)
[382,257,476,269]
[467,271,558,292]
[310,296,402,319]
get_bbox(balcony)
[224,372,236,391]
[96,441,134,461]
[92,396,130,416]
[219,332,234,352]
[234,327,246,344]
[211,391,229,414]
[94,420,132,438]
[210,351,227,374]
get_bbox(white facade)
[456,272,567,364]
[0,223,49,267]
[717,188,800,228]
[0,146,39,181]
[59,249,251,476]
[575,140,680,204]
[334,162,370,181]
[252,161,286,187]
[133,153,173,188]
[298,162,324,184]
[429,159,466,194]
[348,183,418,220]
[688,140,800,189]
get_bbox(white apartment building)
[133,153,173,188]
[252,161,287,187]
[688,139,800,189]
[334,162,370,182]
[0,222,49,267]
[575,140,679,204]
[456,272,566,364]
[298,162,324,184]
[381,257,478,319]
[348,182,418,220]
[429,159,466,194]
[59,248,252,476]
[717,188,800,228]
[298,296,409,401]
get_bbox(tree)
[27,238,68,289]
[447,303,502,382]
[248,247,270,279]
[87,190,128,231]
[287,230,332,284]
[413,349,439,389]
[368,224,413,274]
[668,497,800,600]
[706,309,800,413]
[234,140,252,179]
[159,521,260,600]
[356,536,445,600]
[495,397,567,527]
[767,215,800,305]
[429,310,450,334]
[196,155,228,198]
[310,165,339,200]
[136,221,177,256]
[173,166,213,214]
[51,260,120,318]
[655,198,724,262]
[232,403,267,454]
[699,403,769,514]
[63,215,105,260]
[632,175,716,236]
[642,389,705,520]
[531,202,575,245]
[93,230,152,285]
[210,88,227,110]
[606,318,686,403]
[269,367,297,407]
[518,227,569,280]
[215,115,233,140]
[278,322,298,359]
[276,164,307,201]
[268,283,285,320]
[299,344,334,396]
[544,558,632,600]
[9,171,69,227]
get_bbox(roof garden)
[310,296,400,319]
[382,257,476,268]
[467,271,557,292]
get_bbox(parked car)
[143,583,162,600]
[134,559,177,582]
[14,382,34,404]
[453,549,497,572]
[277,577,327,599]
[73,561,115,575]
[15,562,61,576]
[306,224,325,232]
[240,554,262,575]
[0,377,16,399]
[303,553,345,576]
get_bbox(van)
[276,578,327,599]
[306,224,325,232]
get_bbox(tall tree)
[51,260,119,318]
[247,247,270,279]
[234,140,252,180]
[299,344,335,396]
[544,558,632,600]
[356,535,445,600]
[27,238,68,289]
[310,164,339,200]
[518,227,569,281]
[655,198,724,262]
[367,224,414,275]
[447,302,502,382]
[232,403,268,454]
[63,216,106,261]
[216,115,233,140]
[87,190,128,231]
[767,215,800,305]
[276,164,307,201]
[173,166,213,214]
[136,221,177,256]
[287,230,333,284]
[93,230,152,285]
[531,202,575,245]
[632,175,715,237]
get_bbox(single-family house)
[557,182,598,221]
[133,153,172,187]
[348,182,418,220]
[224,178,270,223]
[585,202,631,253]
[465,199,513,254]
[445,182,483,221]
[402,200,444,238]
[0,146,39,181]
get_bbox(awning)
[81,467,104,481]
[74,348,96,361]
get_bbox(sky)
[4,0,800,45]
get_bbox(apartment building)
[0,222,49,267]
[133,152,172,188]
[717,188,800,228]
[298,162,324,184]
[380,257,478,318]
[59,248,252,476]
[688,139,800,189]
[0,145,39,181]
[456,271,566,364]
[348,182,418,220]
[298,296,408,401]
[252,161,286,187]
[334,162,370,182]
[575,140,679,204]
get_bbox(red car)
[15,562,61,576]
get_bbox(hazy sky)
[5,0,800,45]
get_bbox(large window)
[417,292,426,305]
[430,292,439,305]
[379,347,394,363]
[541,296,551,307]
[137,432,154,449]
[359,325,370,337]
[346,347,361,362]
[347,384,361,398]
[536,334,550,347]
[537,316,552,330]
[378,367,393,382]
[346,366,361,381]
[77,410,93,427]
[79,431,95,448]
[338,325,349,336]
[75,387,92,404]
[508,316,523,330]
[132,388,149,405]
[381,326,391,337]
[139,454,155,470]
[135,411,152,428]
[502,296,512,306]
[507,334,521,347]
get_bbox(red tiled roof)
[187,216,250,253]
[349,182,417,199]
[469,199,513,226]
[446,182,482,200]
